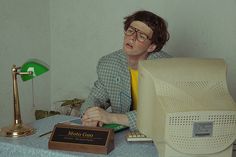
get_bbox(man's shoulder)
[99,49,126,64]
[101,49,125,59]
[148,50,172,60]
[96,49,127,75]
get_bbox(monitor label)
[193,122,213,137]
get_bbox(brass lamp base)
[0,124,35,137]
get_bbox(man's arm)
[82,106,138,131]
[82,107,129,127]
[79,56,111,115]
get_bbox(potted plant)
[35,98,84,120]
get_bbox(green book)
[102,123,129,133]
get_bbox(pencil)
[38,131,52,137]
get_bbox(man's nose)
[130,31,138,41]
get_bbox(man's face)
[123,21,156,59]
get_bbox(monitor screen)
[136,58,236,157]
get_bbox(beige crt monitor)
[137,58,236,157]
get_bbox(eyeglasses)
[124,26,151,42]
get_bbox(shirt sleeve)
[79,58,110,115]
[126,110,138,131]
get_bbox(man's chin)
[123,48,134,55]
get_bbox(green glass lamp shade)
[20,59,49,81]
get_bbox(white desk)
[0,115,158,157]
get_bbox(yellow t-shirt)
[130,68,138,110]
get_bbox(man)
[79,10,171,130]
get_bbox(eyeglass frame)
[124,26,152,43]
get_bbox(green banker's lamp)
[0,59,49,137]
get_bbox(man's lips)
[126,43,133,49]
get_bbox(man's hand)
[82,106,130,127]
[81,120,100,127]
[82,107,112,126]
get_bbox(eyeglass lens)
[125,26,150,42]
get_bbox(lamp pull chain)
[32,78,35,108]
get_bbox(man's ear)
[147,44,157,53]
